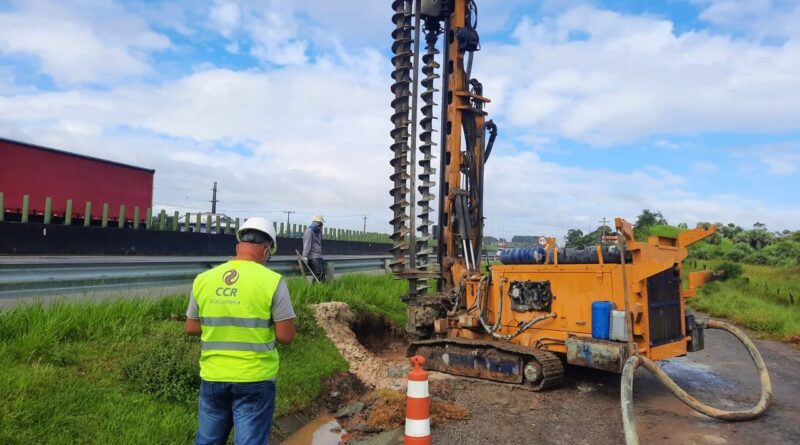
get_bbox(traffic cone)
[404,355,431,445]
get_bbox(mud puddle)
[280,415,345,445]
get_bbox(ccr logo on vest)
[213,269,240,303]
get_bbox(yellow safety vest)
[192,260,282,382]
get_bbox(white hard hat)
[237,216,278,255]
[312,214,325,223]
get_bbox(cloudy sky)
[0,0,798,239]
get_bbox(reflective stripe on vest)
[192,260,282,382]
[201,340,276,352]
[200,317,274,328]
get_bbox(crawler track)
[408,337,564,391]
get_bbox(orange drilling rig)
[389,1,771,441]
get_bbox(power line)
[362,215,368,233]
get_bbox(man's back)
[192,260,282,382]
[302,224,323,259]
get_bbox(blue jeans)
[195,379,276,445]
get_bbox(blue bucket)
[591,301,614,339]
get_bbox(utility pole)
[210,182,218,214]
[599,217,609,243]
[362,215,368,233]
[283,210,295,230]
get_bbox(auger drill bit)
[389,0,413,275]
[414,18,442,295]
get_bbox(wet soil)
[280,416,345,445]
[272,372,366,443]
[430,325,800,445]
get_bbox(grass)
[646,224,682,238]
[0,273,406,444]
[687,261,800,341]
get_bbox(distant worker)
[302,214,327,282]
[185,216,296,445]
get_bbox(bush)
[725,249,746,262]
[762,240,800,267]
[689,248,712,260]
[121,324,200,403]
[745,251,773,265]
[718,262,743,280]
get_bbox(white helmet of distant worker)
[312,214,325,224]
[237,216,278,255]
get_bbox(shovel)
[295,250,320,283]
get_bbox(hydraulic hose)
[621,319,773,445]
[475,275,557,340]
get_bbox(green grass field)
[688,261,800,341]
[0,274,406,445]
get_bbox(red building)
[0,137,154,222]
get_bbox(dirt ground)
[311,304,800,444]
[430,328,800,444]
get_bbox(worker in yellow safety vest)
[185,216,296,445]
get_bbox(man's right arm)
[185,292,201,336]
[275,319,295,345]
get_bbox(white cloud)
[483,150,799,236]
[691,160,719,174]
[655,139,680,150]
[0,0,171,85]
[696,0,800,39]
[750,143,800,176]
[203,1,310,66]
[209,0,241,38]
[477,5,800,146]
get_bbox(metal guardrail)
[0,256,391,299]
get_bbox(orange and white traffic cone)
[404,355,431,445]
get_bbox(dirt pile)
[312,302,412,389]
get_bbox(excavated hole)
[351,313,408,360]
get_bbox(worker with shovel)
[185,216,296,445]
[302,214,327,282]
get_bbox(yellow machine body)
[447,221,717,366]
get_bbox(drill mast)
[390,0,496,301]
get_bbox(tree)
[736,229,775,250]
[564,225,614,247]
[634,209,667,230]
[633,209,668,240]
[565,229,585,247]
[718,223,743,240]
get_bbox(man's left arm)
[271,279,296,344]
